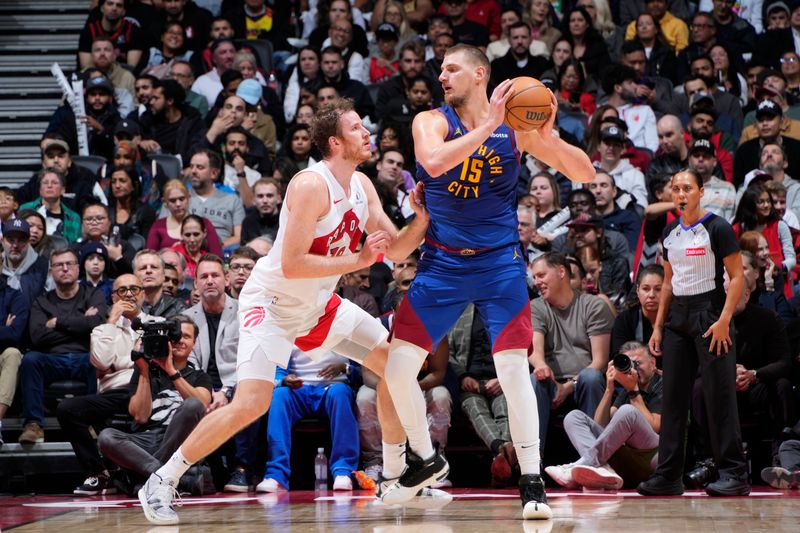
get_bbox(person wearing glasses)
[226,246,260,300]
[57,273,155,496]
[17,248,109,444]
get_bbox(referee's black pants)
[655,291,747,482]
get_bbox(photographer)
[545,341,662,491]
[97,315,212,483]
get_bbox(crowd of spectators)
[1,0,800,494]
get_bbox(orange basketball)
[503,77,553,132]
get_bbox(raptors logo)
[242,306,267,328]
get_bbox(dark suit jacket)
[490,52,552,87]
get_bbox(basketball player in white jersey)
[139,99,433,525]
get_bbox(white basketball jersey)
[239,160,370,320]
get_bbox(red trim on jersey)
[685,248,706,257]
[308,209,363,256]
[295,294,342,352]
[492,301,534,354]
[390,297,434,352]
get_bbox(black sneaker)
[705,477,750,496]
[223,468,250,493]
[637,474,684,496]
[74,474,117,496]
[378,450,449,505]
[519,474,552,520]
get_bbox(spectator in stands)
[308,0,369,57]
[529,252,613,447]
[223,0,292,51]
[203,94,273,175]
[710,43,746,107]
[160,0,213,53]
[143,22,194,79]
[147,179,223,256]
[58,273,148,495]
[21,210,57,260]
[555,59,596,120]
[680,62,744,136]
[490,22,551,87]
[676,11,717,82]
[78,203,135,278]
[278,124,319,172]
[132,74,157,119]
[443,0,489,48]
[562,6,610,79]
[226,246,258,300]
[593,127,648,211]
[172,215,210,280]
[18,167,81,244]
[547,340,662,490]
[89,37,136,106]
[138,79,207,165]
[107,166,157,241]
[647,115,688,186]
[0,187,17,230]
[620,42,677,119]
[525,0,562,53]
[376,41,435,120]
[763,179,800,229]
[235,79,278,160]
[169,60,208,119]
[163,263,182,298]
[321,17,366,84]
[448,304,516,487]
[46,75,120,161]
[423,31,455,85]
[711,0,757,59]
[186,149,245,248]
[740,68,800,142]
[486,7,522,62]
[261,348,360,492]
[219,127,259,206]
[685,94,735,183]
[78,0,144,70]
[2,218,49,303]
[602,64,658,152]
[369,23,400,85]
[612,265,663,356]
[0,273,27,448]
[97,314,212,485]
[736,100,800,187]
[318,46,375,121]
[241,177,282,245]
[192,38,236,108]
[739,238,795,321]
[688,139,736,221]
[761,440,800,489]
[587,169,642,252]
[134,249,188,318]
[17,248,108,443]
[748,142,800,222]
[336,268,379,318]
[623,0,688,54]
[78,241,113,304]
[284,46,322,123]
[626,12,678,85]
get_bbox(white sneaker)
[333,475,353,491]
[364,464,382,482]
[571,464,623,490]
[256,478,287,493]
[139,474,181,525]
[431,477,452,489]
[544,463,579,489]
[375,477,453,510]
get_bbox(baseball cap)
[43,139,70,154]
[600,125,625,142]
[756,68,787,87]
[689,91,714,109]
[236,79,262,106]
[756,99,783,119]
[376,23,399,41]
[742,170,773,190]
[566,213,604,229]
[2,218,30,238]
[689,138,716,157]
[755,85,780,100]
[114,120,141,137]
[85,76,114,94]
[80,241,108,264]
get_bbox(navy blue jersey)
[415,106,522,249]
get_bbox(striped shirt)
[662,212,739,296]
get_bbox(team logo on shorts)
[243,306,267,328]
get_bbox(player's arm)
[517,94,595,184]
[413,79,514,177]
[281,171,389,278]
[360,173,429,262]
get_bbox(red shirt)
[438,0,501,39]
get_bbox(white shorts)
[236,293,388,383]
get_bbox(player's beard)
[342,139,369,165]
[445,92,466,108]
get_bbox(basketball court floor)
[2,487,798,532]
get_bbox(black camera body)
[612,353,640,373]
[131,318,183,361]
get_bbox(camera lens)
[612,353,632,373]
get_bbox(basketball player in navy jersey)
[380,44,595,519]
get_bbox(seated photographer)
[546,341,662,490]
[134,250,188,317]
[57,274,153,495]
[97,315,212,488]
[17,248,108,444]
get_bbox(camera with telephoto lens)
[684,458,719,489]
[612,353,640,373]
[130,318,182,361]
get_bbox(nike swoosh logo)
[520,444,535,449]
[333,198,344,204]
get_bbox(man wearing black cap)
[735,99,800,186]
[44,74,121,161]
[688,138,736,221]
[1,218,48,304]
[114,120,142,147]
[685,94,735,183]
[489,22,550,87]
[593,125,648,211]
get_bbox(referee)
[637,169,750,497]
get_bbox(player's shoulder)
[413,108,448,128]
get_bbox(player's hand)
[484,378,503,398]
[283,374,303,389]
[649,326,663,356]
[533,364,553,382]
[360,230,391,265]
[207,390,229,412]
[460,376,481,393]
[535,89,559,142]
[703,318,731,357]
[488,79,514,130]
[408,182,428,221]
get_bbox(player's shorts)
[237,293,388,382]
[391,242,532,354]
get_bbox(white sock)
[384,340,435,460]
[382,441,406,479]
[494,350,541,475]
[155,446,193,486]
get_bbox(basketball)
[503,77,553,132]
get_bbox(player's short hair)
[444,44,490,79]
[310,97,356,159]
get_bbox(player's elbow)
[281,262,302,279]
[417,157,446,178]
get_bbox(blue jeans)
[21,351,96,426]
[531,367,605,449]
[265,383,359,489]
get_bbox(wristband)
[169,371,182,381]
[628,389,641,399]
[236,171,246,178]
